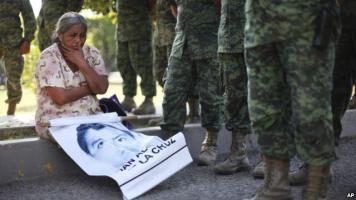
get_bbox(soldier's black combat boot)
[302,165,331,200]
[187,97,200,123]
[133,97,155,115]
[7,102,16,115]
[197,129,218,166]
[121,96,136,112]
[245,156,293,200]
[214,131,251,174]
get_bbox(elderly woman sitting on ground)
[35,12,108,141]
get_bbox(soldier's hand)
[19,40,31,55]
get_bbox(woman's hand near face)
[59,43,108,95]
[59,43,85,71]
[58,22,108,95]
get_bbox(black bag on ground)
[99,94,133,129]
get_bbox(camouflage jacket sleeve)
[66,0,84,12]
[20,0,36,42]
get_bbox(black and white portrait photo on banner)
[49,113,193,200]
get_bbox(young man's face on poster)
[82,125,142,168]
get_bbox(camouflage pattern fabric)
[218,0,250,135]
[153,0,176,87]
[219,54,250,135]
[161,56,222,133]
[218,0,245,54]
[0,0,36,104]
[153,44,171,87]
[116,0,152,42]
[153,0,176,47]
[244,0,328,48]
[245,1,336,166]
[331,0,356,142]
[37,0,83,51]
[116,0,155,97]
[117,39,156,97]
[160,0,222,133]
[170,0,219,60]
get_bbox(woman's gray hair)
[52,12,88,43]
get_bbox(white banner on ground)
[49,113,193,200]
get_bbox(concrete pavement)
[0,136,356,200]
[0,110,355,200]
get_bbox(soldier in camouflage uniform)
[244,1,337,199]
[288,0,356,187]
[160,0,222,166]
[152,0,176,88]
[149,0,199,125]
[116,0,156,115]
[213,0,251,175]
[0,0,36,115]
[37,0,83,51]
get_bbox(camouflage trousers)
[154,44,198,97]
[153,44,171,88]
[0,35,24,104]
[117,39,156,97]
[219,53,251,135]
[245,32,336,166]
[38,18,57,51]
[161,55,223,133]
[332,28,356,141]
